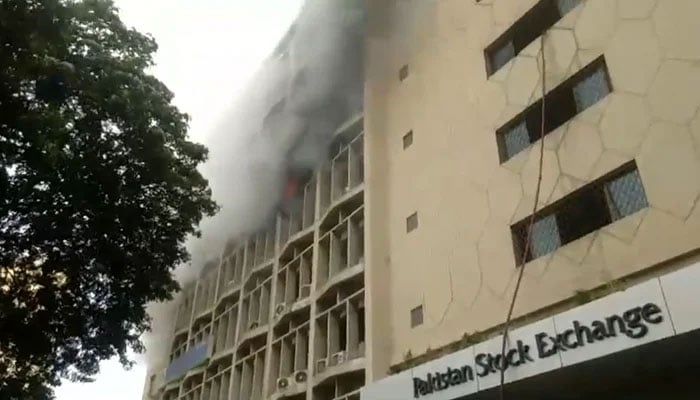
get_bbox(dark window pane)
[503,121,531,159]
[556,0,581,15]
[529,214,561,259]
[556,185,611,244]
[491,40,515,72]
[406,212,418,233]
[605,169,648,220]
[403,130,413,149]
[544,85,578,132]
[573,67,610,111]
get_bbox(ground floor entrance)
[469,328,700,400]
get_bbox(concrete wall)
[364,0,700,374]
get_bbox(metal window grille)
[605,169,648,220]
[573,67,610,111]
[528,214,562,259]
[503,120,531,160]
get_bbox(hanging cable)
[498,33,547,400]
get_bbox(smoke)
[142,0,366,370]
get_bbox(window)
[403,130,413,149]
[512,162,648,263]
[486,0,582,75]
[497,57,611,162]
[149,374,156,393]
[358,309,365,343]
[399,64,409,81]
[339,314,347,351]
[406,212,419,233]
[410,305,423,328]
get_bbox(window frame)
[484,0,581,76]
[496,56,612,163]
[511,161,647,264]
[406,212,419,233]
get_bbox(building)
[142,108,365,400]
[144,0,700,399]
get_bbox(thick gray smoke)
[142,0,366,370]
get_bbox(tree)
[0,1,218,398]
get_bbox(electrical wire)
[498,33,547,400]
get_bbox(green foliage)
[0,0,218,398]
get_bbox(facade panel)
[145,1,700,399]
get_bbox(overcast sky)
[53,1,302,399]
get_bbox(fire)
[284,176,299,199]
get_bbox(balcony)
[162,384,179,400]
[319,132,364,221]
[210,297,239,361]
[311,371,364,400]
[317,206,364,297]
[279,177,317,258]
[188,319,211,353]
[239,270,273,345]
[202,356,233,400]
[167,333,187,370]
[269,318,311,399]
[332,113,363,145]
[313,289,366,384]
[165,339,210,383]
[174,287,195,334]
[233,338,267,400]
[274,243,313,325]
[193,266,218,323]
[244,228,276,282]
[180,370,205,400]
[217,246,244,304]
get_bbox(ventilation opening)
[399,64,409,81]
[410,305,423,328]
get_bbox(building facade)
[144,0,700,399]
[143,114,366,400]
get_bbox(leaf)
[0,1,217,398]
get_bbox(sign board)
[361,262,700,400]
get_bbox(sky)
[53,1,303,399]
